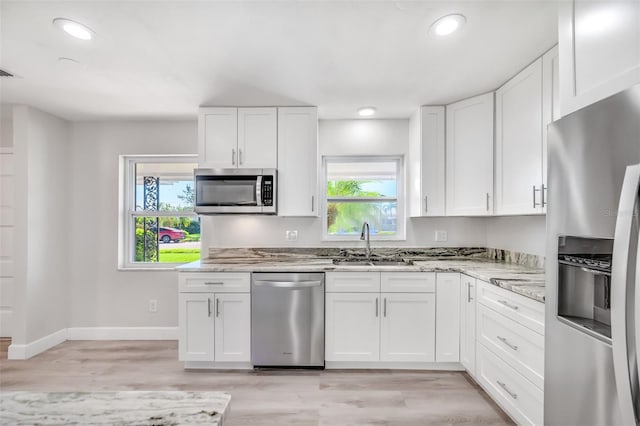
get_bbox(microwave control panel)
[262,176,274,206]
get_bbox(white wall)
[11,105,71,345]
[204,119,488,249]
[68,121,197,328]
[485,215,546,257]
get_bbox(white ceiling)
[0,1,559,121]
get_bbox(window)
[323,156,404,240]
[120,155,200,269]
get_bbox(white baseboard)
[325,361,465,370]
[8,328,67,360]
[67,327,178,340]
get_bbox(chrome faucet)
[360,221,371,260]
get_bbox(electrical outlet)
[435,230,448,242]
[285,230,298,241]
[149,299,158,313]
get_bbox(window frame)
[322,155,405,241]
[118,154,199,270]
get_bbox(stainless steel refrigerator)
[546,84,640,425]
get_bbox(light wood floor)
[0,341,514,425]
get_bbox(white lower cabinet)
[435,273,460,362]
[178,273,251,363]
[325,272,437,364]
[380,292,436,362]
[178,293,215,362]
[214,293,251,362]
[460,274,477,376]
[475,279,545,425]
[477,343,544,426]
[325,292,380,362]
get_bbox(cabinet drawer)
[477,304,544,389]
[326,272,380,292]
[381,272,435,293]
[179,272,250,293]
[477,280,544,335]
[477,343,544,426]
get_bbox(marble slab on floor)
[0,391,230,425]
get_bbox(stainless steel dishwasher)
[251,272,325,368]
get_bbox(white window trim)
[118,154,198,270]
[322,155,406,241]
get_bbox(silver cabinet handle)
[497,380,518,400]
[469,283,474,301]
[375,297,379,317]
[384,297,387,317]
[467,282,471,303]
[232,149,236,166]
[424,195,428,213]
[205,281,224,285]
[207,297,211,317]
[541,184,547,207]
[311,196,314,212]
[239,148,243,165]
[498,299,519,310]
[497,335,519,351]
[216,298,220,317]
[486,192,490,211]
[533,186,542,207]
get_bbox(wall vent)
[0,69,14,77]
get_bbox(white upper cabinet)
[237,107,277,169]
[199,107,238,168]
[408,106,446,217]
[495,58,544,215]
[277,107,319,217]
[542,45,560,212]
[559,0,640,116]
[198,107,277,169]
[446,93,495,216]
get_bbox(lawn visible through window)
[121,157,200,267]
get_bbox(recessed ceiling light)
[430,14,466,37]
[53,18,94,40]
[358,107,376,117]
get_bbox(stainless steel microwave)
[194,168,276,214]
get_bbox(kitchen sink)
[332,259,414,266]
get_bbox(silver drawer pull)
[497,380,518,400]
[498,299,519,310]
[207,298,211,317]
[497,335,519,351]
[204,282,224,285]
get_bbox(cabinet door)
[237,107,277,169]
[495,59,544,215]
[277,107,318,216]
[380,293,436,362]
[446,93,495,216]
[460,275,477,376]
[559,0,640,116]
[199,107,238,168]
[408,106,445,217]
[435,273,461,362]
[178,293,214,362]
[214,293,251,362]
[325,292,380,362]
[542,45,560,213]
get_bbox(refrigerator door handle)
[611,163,640,426]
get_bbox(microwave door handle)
[256,175,263,207]
[611,163,640,426]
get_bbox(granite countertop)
[0,391,231,425]
[177,248,545,303]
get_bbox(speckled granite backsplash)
[207,247,544,268]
